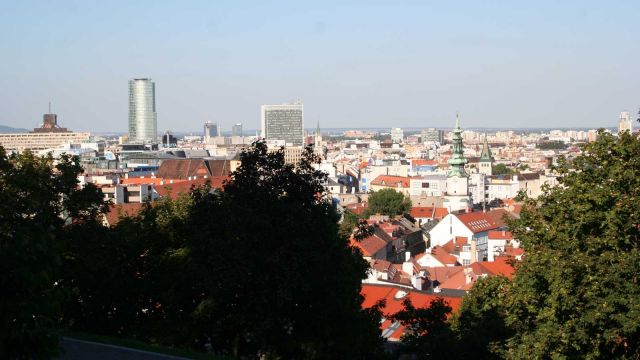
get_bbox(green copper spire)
[480,133,493,162]
[447,114,468,178]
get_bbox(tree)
[451,276,512,359]
[505,130,640,358]
[0,149,104,359]
[187,142,384,359]
[390,297,453,358]
[492,163,513,176]
[365,188,411,217]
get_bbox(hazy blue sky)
[1,0,638,132]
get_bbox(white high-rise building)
[618,111,633,135]
[261,103,304,147]
[128,78,157,143]
[391,127,404,143]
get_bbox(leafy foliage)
[365,188,411,217]
[390,297,453,358]
[0,149,104,359]
[61,142,385,359]
[505,130,640,358]
[188,142,383,358]
[492,163,513,176]
[451,276,512,359]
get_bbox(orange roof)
[488,230,514,240]
[346,202,368,216]
[155,177,228,200]
[411,159,438,166]
[370,175,410,188]
[104,203,144,226]
[473,257,516,278]
[361,284,462,341]
[351,234,387,257]
[430,246,458,266]
[438,268,476,291]
[456,209,512,233]
[121,177,176,185]
[410,207,449,220]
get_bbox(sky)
[1,0,639,133]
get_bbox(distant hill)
[0,125,29,133]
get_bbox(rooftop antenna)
[48,101,51,114]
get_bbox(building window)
[422,183,430,188]
[462,259,470,265]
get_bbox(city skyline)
[1,1,639,132]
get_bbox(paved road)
[56,337,191,360]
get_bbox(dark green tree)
[365,188,411,217]
[0,149,104,359]
[390,297,453,358]
[62,193,199,347]
[451,276,512,359]
[492,163,513,176]
[505,130,640,358]
[188,142,384,359]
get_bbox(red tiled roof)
[410,207,449,220]
[104,203,144,226]
[438,268,475,291]
[155,177,228,200]
[121,177,172,185]
[474,257,516,278]
[370,175,410,188]
[361,284,463,341]
[430,246,458,266]
[156,159,231,180]
[351,234,387,257]
[456,209,512,233]
[371,259,392,272]
[411,159,438,166]
[488,230,514,240]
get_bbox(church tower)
[444,114,471,213]
[479,133,493,176]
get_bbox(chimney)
[464,267,473,285]
[470,238,478,264]
[402,253,414,276]
[411,275,424,290]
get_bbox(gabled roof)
[156,159,232,180]
[456,209,512,233]
[155,177,227,200]
[411,159,438,167]
[104,203,144,226]
[488,230,514,240]
[361,284,463,341]
[410,206,449,220]
[370,175,410,188]
[473,257,516,278]
[430,246,458,266]
[351,233,388,257]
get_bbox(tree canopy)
[365,188,411,217]
[504,130,640,358]
[59,142,385,359]
[0,149,104,359]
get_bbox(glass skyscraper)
[128,78,157,143]
[261,103,304,147]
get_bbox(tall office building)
[128,78,157,143]
[618,111,633,134]
[421,128,443,144]
[391,127,404,143]
[204,121,220,138]
[231,123,243,137]
[261,103,304,147]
